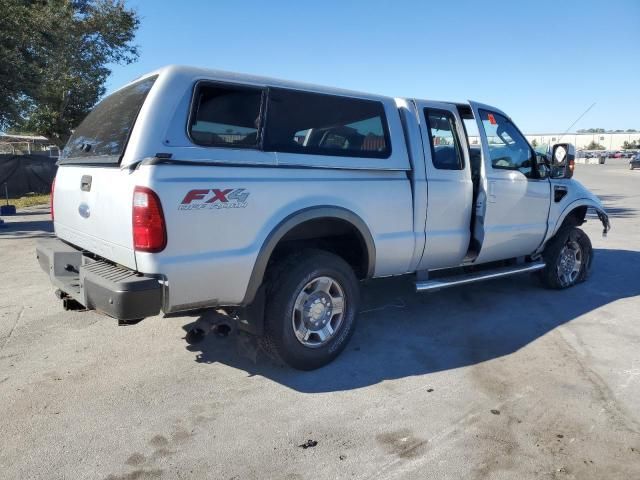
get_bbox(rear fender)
[241,206,376,306]
[234,206,375,336]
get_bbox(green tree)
[585,141,605,150]
[0,0,51,129]
[0,0,139,146]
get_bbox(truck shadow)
[183,248,640,393]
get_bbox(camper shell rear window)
[59,75,157,164]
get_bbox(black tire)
[262,249,360,370]
[540,226,592,289]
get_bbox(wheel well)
[267,217,370,279]
[562,206,588,229]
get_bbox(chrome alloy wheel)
[291,276,346,348]
[557,239,583,287]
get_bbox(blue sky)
[107,0,640,133]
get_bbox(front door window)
[479,109,537,178]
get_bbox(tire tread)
[541,226,592,289]
[261,249,359,370]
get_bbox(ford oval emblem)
[78,203,91,219]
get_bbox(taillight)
[50,177,56,221]
[132,186,167,252]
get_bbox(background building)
[468,132,640,151]
[525,132,640,151]
[0,133,59,156]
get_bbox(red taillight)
[50,176,56,221]
[132,186,167,252]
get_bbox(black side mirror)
[550,143,575,179]
[536,153,550,179]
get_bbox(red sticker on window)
[488,113,497,125]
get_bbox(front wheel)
[541,226,592,289]
[262,249,360,370]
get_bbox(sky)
[106,0,640,133]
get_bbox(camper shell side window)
[263,88,391,159]
[187,81,265,149]
[180,79,409,169]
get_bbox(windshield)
[60,75,157,164]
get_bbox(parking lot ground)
[1,160,639,479]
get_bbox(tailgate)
[52,75,158,270]
[54,165,137,270]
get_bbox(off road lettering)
[179,188,250,210]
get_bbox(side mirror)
[536,153,550,179]
[550,143,575,179]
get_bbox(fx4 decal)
[178,188,250,210]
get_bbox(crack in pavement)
[1,307,25,353]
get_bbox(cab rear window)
[60,76,157,163]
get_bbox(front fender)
[550,198,611,241]
[542,179,611,249]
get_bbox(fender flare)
[548,199,610,243]
[240,206,376,306]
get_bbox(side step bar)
[415,261,546,292]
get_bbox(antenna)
[557,102,596,143]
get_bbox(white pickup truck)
[36,65,610,369]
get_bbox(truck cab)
[36,65,610,370]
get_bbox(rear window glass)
[188,84,263,148]
[61,76,157,162]
[424,108,464,170]
[264,88,390,158]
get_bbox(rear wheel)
[262,249,360,370]
[541,226,592,289]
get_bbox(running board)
[415,262,546,292]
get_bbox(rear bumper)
[36,238,163,321]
